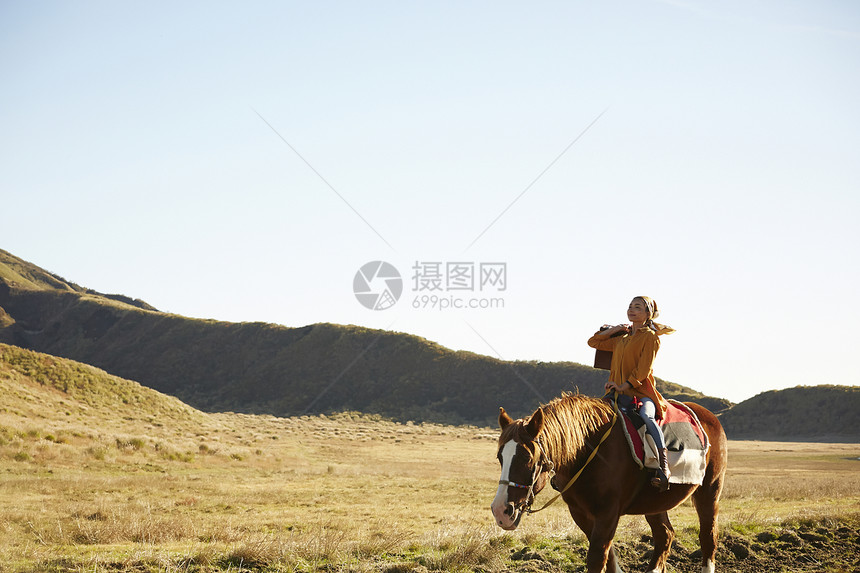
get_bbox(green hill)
[0,248,730,425]
[717,385,860,441]
[0,342,202,420]
[0,342,222,464]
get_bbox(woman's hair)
[635,295,659,319]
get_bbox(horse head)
[491,406,553,530]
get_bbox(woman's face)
[627,298,651,323]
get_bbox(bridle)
[497,436,555,514]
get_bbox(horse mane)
[501,393,614,468]
[540,393,614,467]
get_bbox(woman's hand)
[605,381,631,393]
[603,324,630,336]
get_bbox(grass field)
[1,343,858,572]
[2,406,858,572]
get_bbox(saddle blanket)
[617,399,710,485]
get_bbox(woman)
[587,296,676,491]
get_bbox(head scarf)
[635,296,676,335]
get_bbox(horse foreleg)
[568,508,624,573]
[644,512,675,573]
[588,517,622,573]
[692,484,721,573]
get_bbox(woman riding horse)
[587,295,675,491]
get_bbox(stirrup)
[651,470,670,492]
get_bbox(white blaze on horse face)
[491,440,518,528]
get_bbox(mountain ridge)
[0,248,157,311]
[716,385,860,442]
[0,248,733,426]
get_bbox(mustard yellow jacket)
[587,327,668,419]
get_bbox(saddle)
[614,399,710,485]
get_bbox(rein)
[524,392,619,514]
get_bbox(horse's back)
[621,401,727,516]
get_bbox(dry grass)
[2,354,859,571]
[2,406,858,571]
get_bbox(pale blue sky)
[2,1,858,404]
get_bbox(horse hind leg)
[692,484,721,573]
[644,512,675,573]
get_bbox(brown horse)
[491,393,727,573]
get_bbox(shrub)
[87,446,107,460]
[159,449,194,462]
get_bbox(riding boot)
[651,447,671,492]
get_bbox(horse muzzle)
[491,500,524,530]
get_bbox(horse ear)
[499,407,513,429]
[525,407,544,439]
